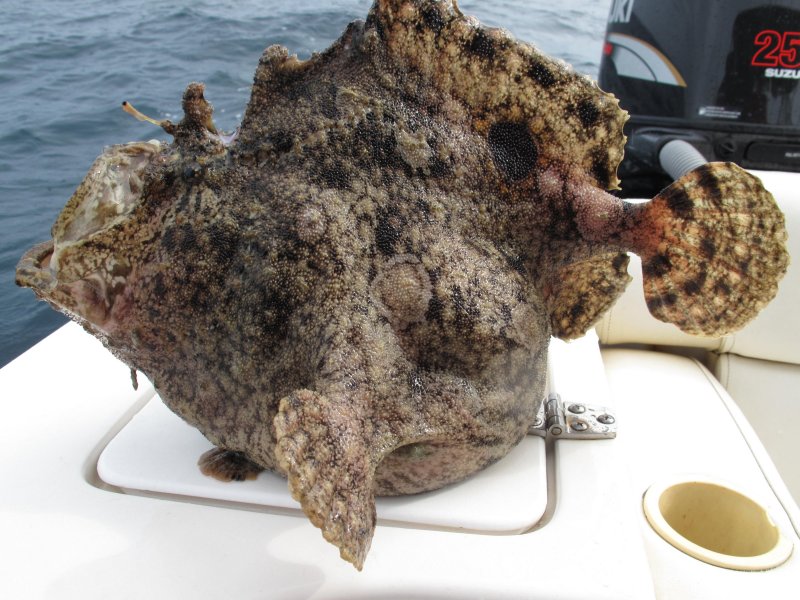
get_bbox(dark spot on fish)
[570,298,586,319]
[415,198,431,216]
[612,253,629,271]
[306,257,321,272]
[375,209,402,256]
[189,288,208,311]
[576,98,600,128]
[284,82,310,103]
[268,130,294,153]
[178,223,197,253]
[315,159,351,190]
[182,164,201,181]
[319,83,339,119]
[500,303,512,324]
[696,166,723,205]
[739,258,751,273]
[428,155,451,177]
[647,291,678,310]
[468,434,504,448]
[700,238,716,259]
[506,252,527,275]
[177,190,192,213]
[549,193,581,240]
[209,221,240,262]
[332,255,346,275]
[694,271,708,287]
[152,273,167,299]
[714,280,732,295]
[255,285,296,337]
[683,279,702,296]
[527,59,556,88]
[468,29,495,59]
[499,332,516,352]
[420,4,445,33]
[426,294,444,325]
[488,122,538,182]
[697,165,717,188]
[374,14,387,40]
[162,226,177,252]
[644,253,671,278]
[665,292,678,305]
[355,113,401,170]
[665,187,694,217]
[451,285,480,333]
[590,151,610,189]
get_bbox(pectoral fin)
[629,163,788,336]
[198,448,264,482]
[274,389,378,570]
[543,252,631,340]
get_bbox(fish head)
[16,140,163,334]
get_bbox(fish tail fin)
[629,162,788,336]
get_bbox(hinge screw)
[568,404,586,414]
[572,420,589,432]
[597,414,616,425]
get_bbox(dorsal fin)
[370,0,628,189]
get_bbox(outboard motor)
[599,0,800,196]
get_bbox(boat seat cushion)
[713,352,800,500]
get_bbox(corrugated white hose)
[659,139,708,180]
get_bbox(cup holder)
[643,476,793,571]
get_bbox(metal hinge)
[530,393,617,440]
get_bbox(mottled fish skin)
[15,0,788,569]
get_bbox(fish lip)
[16,239,56,292]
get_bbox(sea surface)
[0,0,611,367]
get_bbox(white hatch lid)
[98,394,548,533]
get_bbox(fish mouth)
[16,238,126,329]
[16,239,56,293]
[16,140,160,328]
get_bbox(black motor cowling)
[599,0,800,196]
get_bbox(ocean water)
[0,0,611,367]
